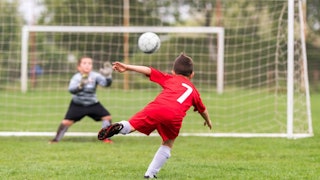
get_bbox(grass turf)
[0,136,320,179]
[0,94,319,179]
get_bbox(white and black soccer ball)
[138,32,161,54]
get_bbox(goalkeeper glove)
[99,61,113,79]
[78,74,88,90]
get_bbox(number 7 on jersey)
[177,83,193,104]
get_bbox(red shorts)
[128,110,183,141]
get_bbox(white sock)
[119,120,131,135]
[101,120,111,128]
[144,145,171,177]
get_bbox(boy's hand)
[99,61,113,78]
[204,120,212,130]
[78,74,88,89]
[199,110,212,130]
[112,62,127,73]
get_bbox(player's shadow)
[51,137,98,143]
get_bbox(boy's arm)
[113,61,151,75]
[200,109,212,130]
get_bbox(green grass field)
[0,93,319,179]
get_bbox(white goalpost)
[0,0,313,139]
[285,0,312,138]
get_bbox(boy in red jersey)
[98,53,212,179]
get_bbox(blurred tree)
[36,0,164,65]
[0,0,20,59]
[307,0,320,34]
[306,0,320,48]
[306,0,320,90]
[0,0,22,82]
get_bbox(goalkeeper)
[49,56,114,144]
[98,53,212,178]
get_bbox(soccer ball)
[138,32,161,54]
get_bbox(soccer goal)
[0,0,312,139]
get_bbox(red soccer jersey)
[128,68,206,140]
[146,67,206,118]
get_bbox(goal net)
[0,0,312,138]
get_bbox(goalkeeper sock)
[52,123,69,142]
[144,145,171,177]
[102,119,111,128]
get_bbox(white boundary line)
[0,132,313,139]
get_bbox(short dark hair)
[77,56,92,65]
[173,53,193,76]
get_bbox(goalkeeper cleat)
[97,123,123,140]
[48,139,58,144]
[103,138,113,144]
[144,175,157,179]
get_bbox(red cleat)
[103,138,113,144]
